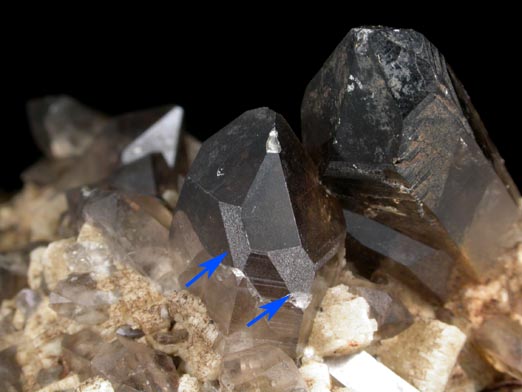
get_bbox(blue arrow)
[185,252,227,288]
[246,294,290,327]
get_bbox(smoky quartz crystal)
[170,107,345,356]
[302,26,521,299]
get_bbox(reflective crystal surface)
[121,106,184,168]
[220,344,307,392]
[171,108,345,356]
[301,26,520,290]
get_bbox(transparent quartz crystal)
[220,344,307,392]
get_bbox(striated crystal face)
[171,107,345,356]
[301,26,520,295]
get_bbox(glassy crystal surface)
[50,273,118,325]
[91,336,179,392]
[171,108,345,356]
[345,209,456,300]
[220,344,307,392]
[27,95,108,159]
[121,106,184,168]
[301,26,520,285]
[474,316,522,379]
[107,154,174,196]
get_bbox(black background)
[2,14,519,192]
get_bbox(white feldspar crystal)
[309,284,377,356]
[375,320,467,392]
[326,351,419,392]
[74,376,114,392]
[299,360,331,392]
[179,374,202,392]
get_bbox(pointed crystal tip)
[266,129,282,153]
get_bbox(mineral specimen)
[1,25,522,392]
[170,107,345,356]
[301,26,521,293]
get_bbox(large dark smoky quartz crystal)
[302,27,520,299]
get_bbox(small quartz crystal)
[220,344,307,392]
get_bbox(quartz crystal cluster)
[1,26,522,392]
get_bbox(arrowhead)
[199,251,227,278]
[259,294,291,320]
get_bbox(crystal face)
[301,26,520,293]
[171,107,345,355]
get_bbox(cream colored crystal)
[299,360,331,392]
[375,320,466,392]
[309,284,377,356]
[179,374,202,392]
[74,376,114,392]
[35,374,81,392]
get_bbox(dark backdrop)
[2,15,519,192]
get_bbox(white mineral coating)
[179,374,202,392]
[308,284,377,356]
[326,351,419,392]
[299,360,331,392]
[74,376,114,392]
[375,320,467,392]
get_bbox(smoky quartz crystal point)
[302,27,521,296]
[171,107,345,356]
